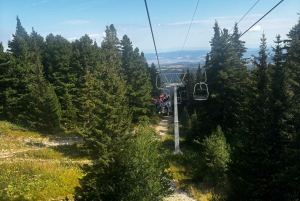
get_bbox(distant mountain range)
[144,48,273,69]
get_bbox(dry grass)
[0,120,87,200]
[0,160,83,200]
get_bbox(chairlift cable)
[144,0,161,72]
[229,0,260,33]
[177,0,200,62]
[239,0,284,38]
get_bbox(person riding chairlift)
[163,93,170,103]
[152,98,160,112]
[159,94,165,113]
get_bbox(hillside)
[144,48,274,70]
[0,121,87,200]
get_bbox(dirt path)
[0,137,83,159]
[155,116,173,136]
[155,116,196,201]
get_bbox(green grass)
[0,120,87,200]
[0,121,40,138]
[0,160,83,201]
[14,149,65,160]
[161,123,226,200]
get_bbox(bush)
[201,126,230,185]
[74,127,171,201]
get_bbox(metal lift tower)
[160,73,186,154]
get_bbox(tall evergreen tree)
[201,126,230,185]
[6,16,34,120]
[198,22,248,143]
[272,17,300,200]
[18,36,61,132]
[228,33,286,200]
[0,42,11,117]
[231,22,246,59]
[74,24,133,200]
[121,35,152,123]
[147,63,161,97]
[72,35,100,129]
[43,34,76,126]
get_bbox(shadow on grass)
[0,194,31,201]
[51,144,88,160]
[162,136,205,185]
[25,141,47,148]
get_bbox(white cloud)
[250,25,262,32]
[88,32,106,42]
[63,20,90,25]
[68,37,77,41]
[89,33,100,40]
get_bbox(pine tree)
[195,64,203,83]
[43,33,76,126]
[112,127,170,201]
[228,34,285,200]
[121,35,153,123]
[29,27,45,56]
[181,68,195,100]
[231,22,246,59]
[6,16,34,120]
[75,69,96,131]
[19,40,62,132]
[0,42,10,115]
[147,63,161,97]
[271,17,300,200]
[61,90,77,129]
[199,22,248,143]
[186,111,200,141]
[180,106,190,130]
[201,126,230,185]
[74,25,133,200]
[71,35,101,129]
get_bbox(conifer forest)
[0,15,300,200]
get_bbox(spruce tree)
[201,126,230,185]
[43,33,76,126]
[0,42,10,116]
[74,24,132,200]
[71,35,101,130]
[121,35,152,123]
[199,22,248,143]
[6,16,33,120]
[147,63,161,97]
[228,34,285,200]
[19,40,61,132]
[272,17,300,200]
[112,127,170,201]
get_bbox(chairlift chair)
[177,95,182,104]
[193,82,209,101]
[180,90,189,100]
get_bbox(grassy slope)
[0,121,87,201]
[161,123,225,201]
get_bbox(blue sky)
[0,0,299,53]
